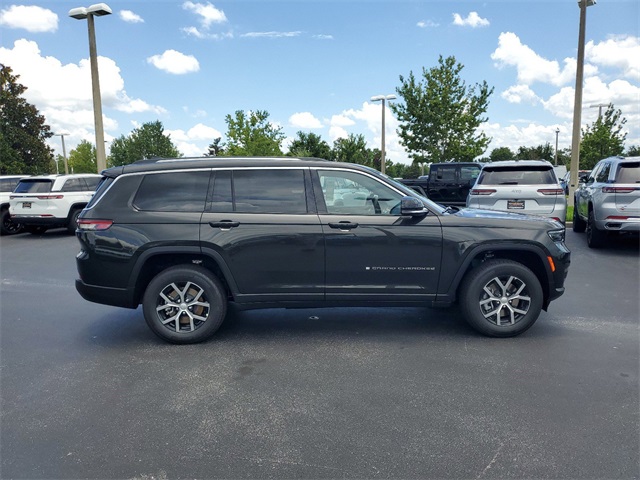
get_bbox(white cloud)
[183,1,227,27]
[147,50,200,74]
[452,12,489,28]
[417,20,439,28]
[501,85,541,105]
[241,31,301,39]
[119,10,144,23]
[313,34,333,40]
[182,26,233,40]
[480,122,570,155]
[166,123,223,157]
[0,5,57,33]
[329,114,355,128]
[587,35,640,81]
[289,112,323,129]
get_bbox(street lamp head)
[385,94,397,101]
[556,128,560,134]
[371,95,384,102]
[579,0,596,6]
[69,3,112,19]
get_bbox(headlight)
[548,229,565,243]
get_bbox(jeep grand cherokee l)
[75,157,570,343]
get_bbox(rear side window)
[134,171,210,212]
[460,166,481,181]
[432,167,456,181]
[596,163,611,183]
[14,180,52,193]
[84,176,101,190]
[477,167,556,185]
[615,163,640,183]
[60,178,86,192]
[232,170,307,214]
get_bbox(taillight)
[36,195,64,199]
[469,189,496,195]
[602,187,637,193]
[537,188,564,195]
[77,219,113,231]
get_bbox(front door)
[313,168,443,302]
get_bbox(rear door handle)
[209,220,240,230]
[328,222,358,231]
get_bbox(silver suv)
[573,156,640,248]
[9,174,101,234]
[466,160,567,224]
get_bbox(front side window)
[134,171,210,212]
[318,170,403,215]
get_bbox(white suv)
[9,174,101,234]
[1,175,27,235]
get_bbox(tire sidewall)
[142,266,227,344]
[460,260,543,337]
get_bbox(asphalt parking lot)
[1,228,638,479]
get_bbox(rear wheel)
[67,209,81,234]
[142,265,227,344]
[572,202,586,233]
[587,209,606,248]
[0,209,24,235]
[459,259,543,337]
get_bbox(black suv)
[75,157,570,343]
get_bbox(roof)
[482,160,554,169]
[18,173,102,180]
[103,156,359,177]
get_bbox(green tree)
[625,145,640,156]
[206,137,225,156]
[108,120,181,167]
[579,104,626,170]
[489,146,515,162]
[331,134,369,165]
[388,163,421,179]
[0,64,54,174]
[68,140,97,173]
[391,55,493,165]
[515,143,554,162]
[224,110,285,156]
[288,131,332,159]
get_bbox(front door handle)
[328,221,358,231]
[209,220,240,230]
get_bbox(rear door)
[200,168,324,303]
[613,161,640,216]
[9,179,54,216]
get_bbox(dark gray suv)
[75,157,570,343]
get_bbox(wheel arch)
[130,247,237,306]
[446,245,552,310]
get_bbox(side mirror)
[400,196,428,216]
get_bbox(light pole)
[590,103,608,119]
[69,3,112,173]
[554,128,560,166]
[54,133,70,174]
[370,94,396,175]
[568,0,595,207]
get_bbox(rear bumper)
[597,218,640,232]
[11,215,67,227]
[75,279,138,309]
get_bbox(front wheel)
[142,265,227,344]
[459,259,543,337]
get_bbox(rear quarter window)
[14,180,52,193]
[133,171,210,212]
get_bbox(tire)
[1,209,24,235]
[67,209,81,234]
[142,265,227,344]
[572,203,586,233]
[459,259,543,337]
[586,209,606,248]
[24,226,47,235]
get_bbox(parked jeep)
[75,157,570,343]
[0,175,26,235]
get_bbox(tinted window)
[433,167,456,182]
[616,163,640,183]
[460,166,481,181]
[86,177,114,208]
[477,167,556,185]
[84,176,101,190]
[209,171,233,212]
[233,170,307,214]
[596,163,611,183]
[14,180,52,193]
[318,170,403,215]
[134,171,210,212]
[0,178,21,192]
[60,178,85,192]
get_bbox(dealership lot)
[1,229,638,479]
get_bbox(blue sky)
[1,0,638,165]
